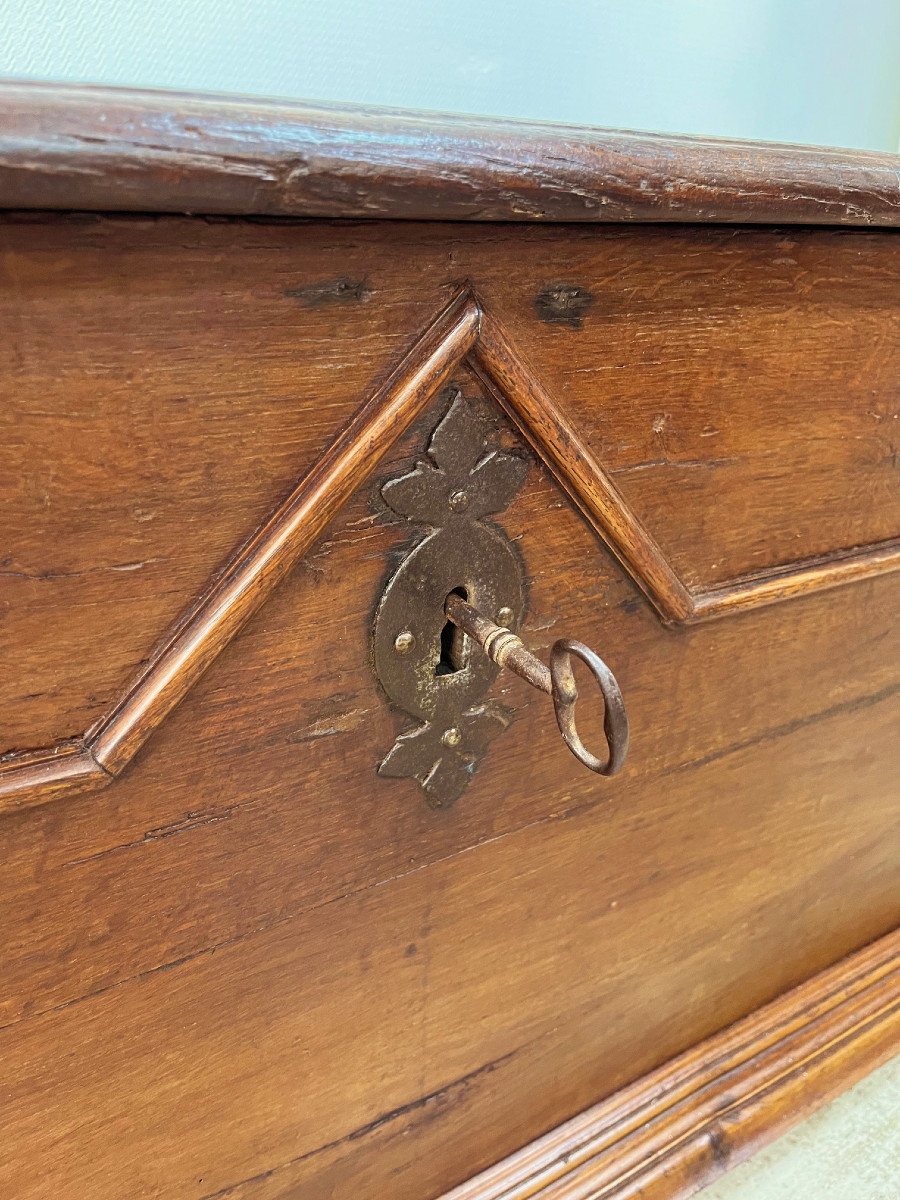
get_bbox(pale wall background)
[1,2,898,1196]
[1,0,900,150]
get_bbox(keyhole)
[436,587,470,676]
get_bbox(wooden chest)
[1,83,898,1200]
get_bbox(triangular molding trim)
[1,291,897,815]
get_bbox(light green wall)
[1,0,899,149]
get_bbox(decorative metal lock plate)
[373,384,629,809]
[373,387,528,807]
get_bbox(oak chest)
[1,83,898,1200]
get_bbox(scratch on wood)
[287,708,368,743]
[611,456,740,474]
[0,558,163,581]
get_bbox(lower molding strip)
[440,927,900,1200]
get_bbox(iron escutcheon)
[373,386,528,808]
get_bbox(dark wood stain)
[283,277,372,306]
[534,284,595,327]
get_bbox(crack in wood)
[195,1050,520,1200]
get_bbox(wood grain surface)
[1,211,898,1200]
[1,80,900,225]
[2,217,898,811]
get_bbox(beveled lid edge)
[1,80,898,226]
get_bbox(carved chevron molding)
[1,290,898,816]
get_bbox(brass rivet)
[442,727,462,747]
[497,606,514,626]
[394,631,415,654]
[449,490,469,511]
